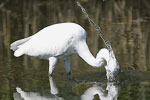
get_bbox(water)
[0,0,150,100]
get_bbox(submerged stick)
[76,2,112,51]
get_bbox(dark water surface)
[0,0,150,100]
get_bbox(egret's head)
[105,51,119,81]
[97,48,120,81]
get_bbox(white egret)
[10,23,119,80]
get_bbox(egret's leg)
[49,77,58,95]
[49,57,58,76]
[64,57,71,75]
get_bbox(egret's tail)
[10,36,31,51]
[10,36,32,57]
[14,48,25,57]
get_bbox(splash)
[76,2,119,81]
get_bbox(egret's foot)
[66,72,72,79]
[68,72,71,75]
[49,73,53,77]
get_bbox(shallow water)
[0,0,150,100]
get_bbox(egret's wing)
[19,25,73,58]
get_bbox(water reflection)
[13,77,63,100]
[14,87,63,100]
[14,77,119,100]
[81,82,119,100]
[14,87,64,100]
[1,0,150,100]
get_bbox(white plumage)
[10,23,119,80]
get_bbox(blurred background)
[0,0,150,100]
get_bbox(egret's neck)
[76,41,107,67]
[96,48,110,64]
[76,41,119,81]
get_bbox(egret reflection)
[81,82,119,100]
[13,77,64,100]
[14,77,119,100]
